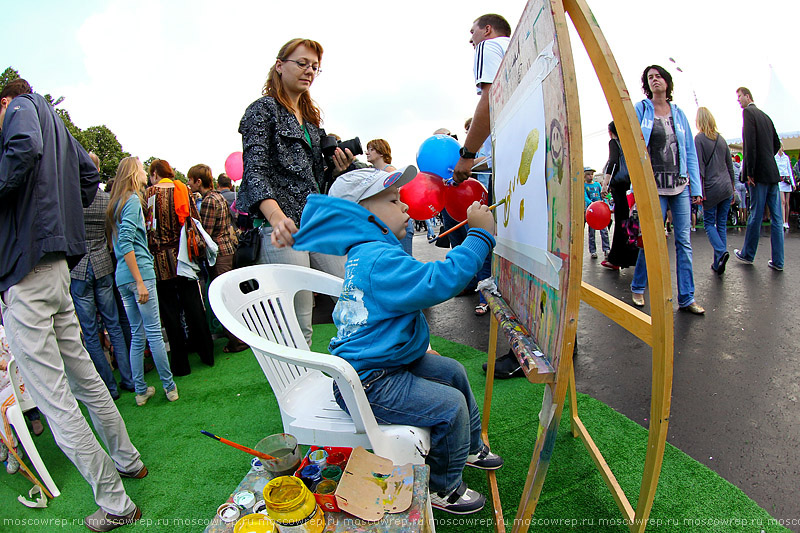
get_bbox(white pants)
[0,254,141,516]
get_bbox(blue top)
[111,194,156,286]
[634,98,701,197]
[0,93,99,292]
[584,182,603,208]
[293,194,495,376]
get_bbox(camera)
[320,135,363,163]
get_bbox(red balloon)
[399,172,446,220]
[586,201,611,230]
[444,179,488,222]
[225,151,244,182]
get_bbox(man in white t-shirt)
[453,13,511,183]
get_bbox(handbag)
[609,139,630,189]
[184,217,207,263]
[622,191,643,248]
[234,227,262,268]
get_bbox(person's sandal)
[474,303,489,316]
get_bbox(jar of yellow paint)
[233,513,276,533]
[263,475,325,533]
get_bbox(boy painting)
[584,166,610,259]
[275,166,503,514]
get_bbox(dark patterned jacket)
[236,96,327,224]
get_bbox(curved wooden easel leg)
[563,0,675,531]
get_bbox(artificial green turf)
[0,325,788,532]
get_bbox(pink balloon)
[399,172,446,220]
[444,179,488,222]
[225,151,244,182]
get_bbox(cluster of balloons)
[400,135,489,222]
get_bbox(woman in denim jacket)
[237,38,353,346]
[630,64,704,314]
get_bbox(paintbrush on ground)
[200,430,277,462]
[428,198,506,244]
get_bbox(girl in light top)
[775,145,795,230]
[106,157,177,406]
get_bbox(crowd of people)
[587,67,790,314]
[2,6,793,530]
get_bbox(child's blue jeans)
[334,353,482,494]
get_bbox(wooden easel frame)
[481,0,674,532]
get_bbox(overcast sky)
[4,0,799,177]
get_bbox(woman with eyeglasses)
[237,38,354,346]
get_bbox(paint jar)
[314,480,337,495]
[233,513,276,533]
[263,475,325,533]
[251,457,265,472]
[313,479,339,513]
[255,434,302,479]
[320,466,341,483]
[326,452,346,470]
[307,449,328,469]
[234,490,256,510]
[299,464,322,490]
[217,502,241,523]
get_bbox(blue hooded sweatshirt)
[293,194,495,376]
[634,98,701,196]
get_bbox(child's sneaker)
[466,443,504,470]
[135,386,156,406]
[430,481,485,514]
[590,252,598,259]
[165,386,179,402]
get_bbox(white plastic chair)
[208,264,431,465]
[6,357,60,497]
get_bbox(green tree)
[0,66,20,90]
[3,66,131,180]
[81,125,130,179]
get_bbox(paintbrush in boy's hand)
[428,198,506,244]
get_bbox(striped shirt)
[473,36,510,94]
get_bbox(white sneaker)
[783,223,789,230]
[165,386,179,402]
[135,386,156,406]
[430,481,485,514]
[466,443,504,470]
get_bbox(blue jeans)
[70,263,133,396]
[425,218,436,240]
[587,226,610,255]
[740,182,784,268]
[703,196,732,270]
[334,354,482,493]
[118,278,175,395]
[631,187,696,307]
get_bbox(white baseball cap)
[328,165,418,203]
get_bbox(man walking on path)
[0,78,144,531]
[733,87,784,271]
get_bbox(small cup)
[315,479,337,495]
[321,465,342,482]
[326,451,347,470]
[308,449,328,469]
